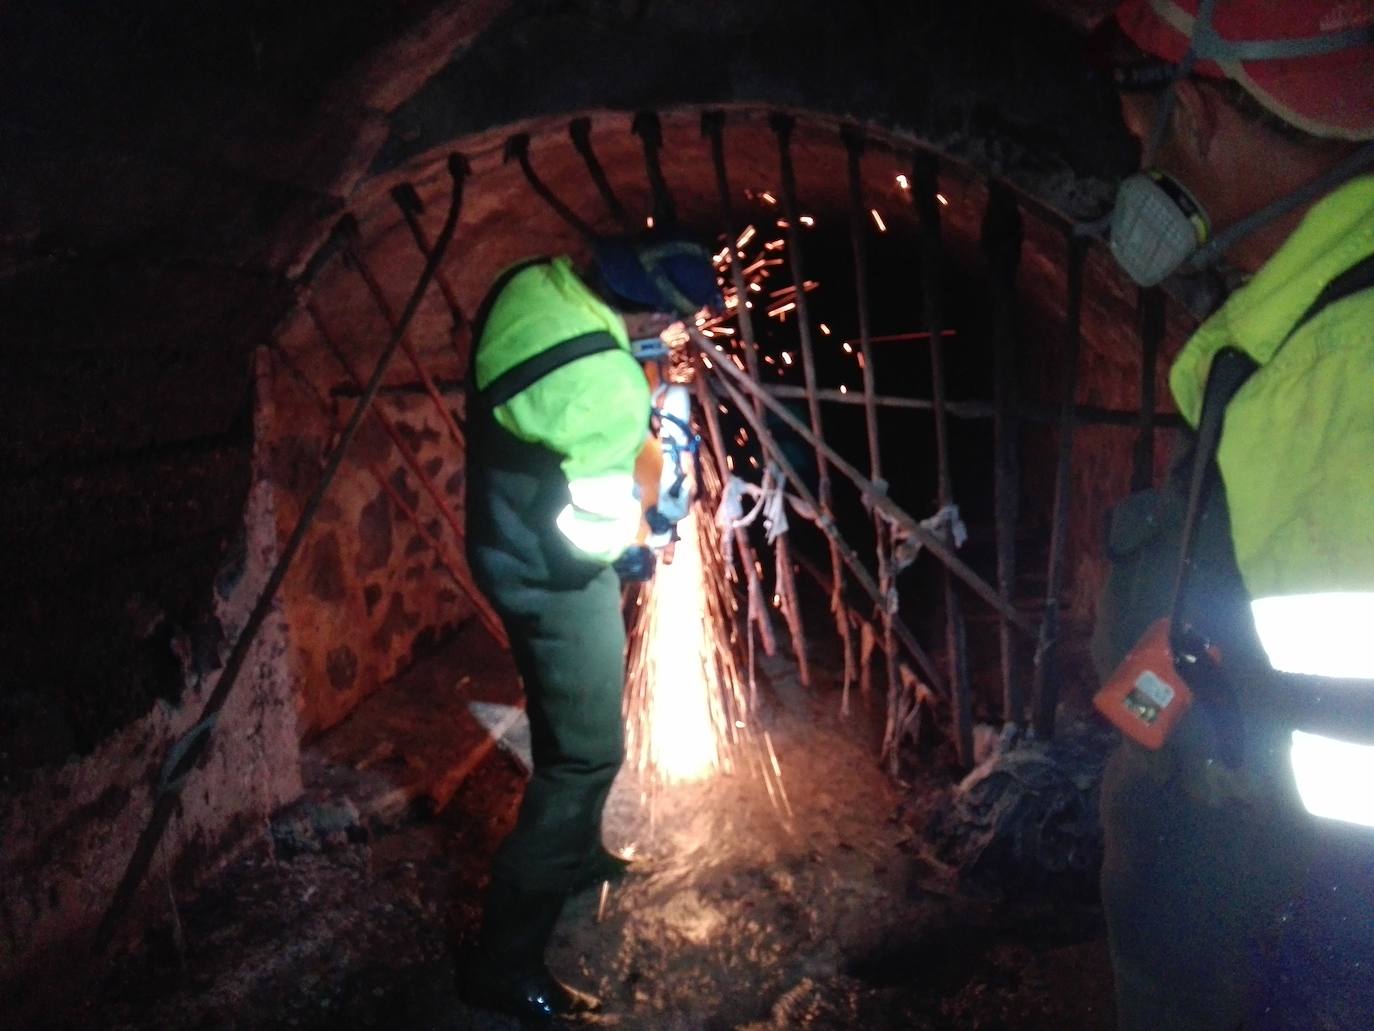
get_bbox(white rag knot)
[715,468,790,566]
[887,502,968,593]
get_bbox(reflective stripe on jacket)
[474,256,649,484]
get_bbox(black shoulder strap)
[477,331,623,409]
[1169,347,1259,630]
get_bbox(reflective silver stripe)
[1291,730,1374,828]
[1251,593,1374,679]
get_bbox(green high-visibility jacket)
[474,256,649,485]
[1169,174,1374,603]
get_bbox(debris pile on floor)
[29,639,1119,1030]
[924,719,1113,901]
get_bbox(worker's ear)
[1172,78,1219,161]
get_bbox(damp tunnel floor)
[41,616,1119,1031]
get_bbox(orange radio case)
[1094,617,1193,750]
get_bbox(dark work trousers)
[466,410,627,897]
[1099,731,1314,1030]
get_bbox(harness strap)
[1289,250,1374,340]
[477,331,624,410]
[471,257,631,412]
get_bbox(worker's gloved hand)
[643,506,674,537]
[612,545,656,583]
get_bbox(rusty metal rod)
[569,117,636,234]
[632,111,677,229]
[843,127,883,481]
[702,112,765,394]
[389,182,467,330]
[763,385,1184,428]
[981,181,1024,728]
[702,110,783,664]
[705,373,947,696]
[694,374,777,662]
[504,133,597,241]
[341,229,467,452]
[912,150,973,767]
[1031,233,1087,739]
[94,154,470,955]
[693,330,1037,637]
[1133,285,1165,491]
[772,112,852,700]
[843,124,897,725]
[307,302,505,646]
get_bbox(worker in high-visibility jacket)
[460,236,719,1023]
[1092,2,1374,1028]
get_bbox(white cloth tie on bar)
[888,502,968,584]
[716,469,790,566]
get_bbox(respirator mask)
[1103,46,1218,291]
[1100,0,1374,291]
[1109,169,1211,288]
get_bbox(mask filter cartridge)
[1110,171,1211,287]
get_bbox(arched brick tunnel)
[0,2,1235,1027]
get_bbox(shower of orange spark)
[624,512,724,784]
[623,449,792,816]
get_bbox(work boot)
[459,880,602,1025]
[570,846,644,893]
[461,964,601,1025]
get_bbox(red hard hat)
[1115,0,1374,140]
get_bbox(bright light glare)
[1252,593,1374,679]
[622,457,792,820]
[625,514,723,783]
[1291,730,1374,827]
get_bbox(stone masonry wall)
[267,306,474,739]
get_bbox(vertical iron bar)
[704,372,946,695]
[981,182,1024,728]
[569,116,636,234]
[1133,285,1164,491]
[772,112,851,700]
[843,125,896,725]
[632,111,678,229]
[912,151,974,768]
[702,111,781,661]
[1031,233,1087,739]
